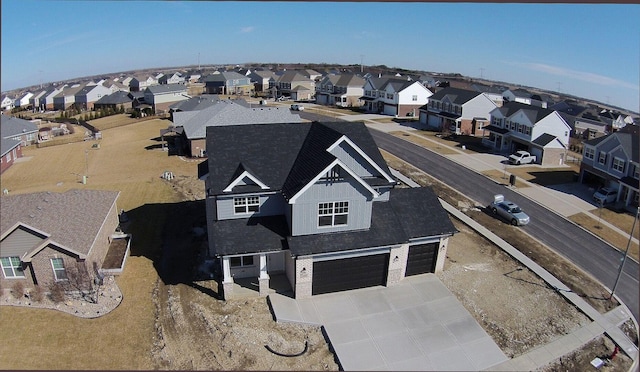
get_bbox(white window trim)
[233,196,260,215]
[51,258,68,281]
[598,152,607,165]
[318,201,349,228]
[1,256,25,278]
[612,157,625,172]
[584,147,595,160]
[230,255,254,267]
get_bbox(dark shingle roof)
[532,133,558,146]
[209,215,289,256]
[429,87,481,104]
[94,91,133,105]
[387,187,457,239]
[145,83,187,94]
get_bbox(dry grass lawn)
[389,131,460,154]
[569,213,639,262]
[0,119,203,370]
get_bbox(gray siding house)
[202,121,457,299]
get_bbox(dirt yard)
[0,118,634,371]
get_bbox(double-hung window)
[234,196,260,214]
[584,148,595,160]
[230,256,254,267]
[318,201,349,227]
[1,257,24,278]
[612,157,625,172]
[598,152,607,165]
[51,258,67,281]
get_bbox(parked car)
[489,194,530,226]
[290,104,304,111]
[593,187,617,205]
[508,151,536,165]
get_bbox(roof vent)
[29,214,35,218]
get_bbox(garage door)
[312,253,389,295]
[405,243,438,276]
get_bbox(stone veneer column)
[258,254,270,297]
[387,244,409,286]
[434,237,449,272]
[294,257,313,299]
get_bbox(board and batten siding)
[290,178,372,236]
[216,193,286,220]
[328,141,378,178]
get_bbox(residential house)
[1,95,15,111]
[580,125,639,208]
[29,90,48,112]
[53,84,85,111]
[248,70,277,93]
[169,99,302,157]
[471,84,505,107]
[276,70,315,101]
[75,84,112,111]
[1,115,39,146]
[419,87,498,136]
[315,73,365,108]
[14,92,34,109]
[203,71,253,96]
[129,75,160,92]
[101,79,129,94]
[483,102,571,166]
[93,91,135,112]
[0,189,122,291]
[502,88,551,108]
[362,75,433,117]
[167,94,222,118]
[159,72,186,85]
[40,86,66,111]
[143,84,190,114]
[202,121,457,299]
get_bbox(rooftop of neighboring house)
[145,83,188,94]
[492,101,559,124]
[428,87,482,104]
[0,115,38,138]
[335,73,365,87]
[277,70,312,83]
[203,71,248,83]
[169,94,224,112]
[0,189,119,258]
[94,91,134,105]
[174,99,303,140]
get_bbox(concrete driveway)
[269,274,507,371]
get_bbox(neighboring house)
[580,125,639,208]
[75,84,112,111]
[29,90,47,111]
[203,71,253,95]
[101,79,130,94]
[483,101,571,166]
[315,73,365,108]
[170,99,303,157]
[361,75,433,117]
[0,190,122,291]
[276,70,315,100]
[1,114,38,145]
[129,75,159,92]
[159,72,185,85]
[502,88,550,108]
[1,95,15,111]
[201,121,457,299]
[143,84,190,113]
[14,92,34,109]
[248,70,277,93]
[40,86,66,111]
[471,84,505,107]
[168,94,222,117]
[53,84,85,111]
[419,87,498,136]
[93,91,135,112]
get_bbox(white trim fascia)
[223,170,270,192]
[288,158,379,204]
[326,135,395,183]
[1,221,50,242]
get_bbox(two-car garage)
[310,242,439,295]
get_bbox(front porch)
[226,273,293,299]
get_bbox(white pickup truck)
[508,151,536,165]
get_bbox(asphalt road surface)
[370,129,639,321]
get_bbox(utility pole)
[360,55,364,73]
[480,68,485,79]
[556,82,562,93]
[610,207,639,300]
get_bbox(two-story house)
[580,125,639,209]
[93,91,135,113]
[53,84,85,111]
[14,92,34,109]
[75,84,112,111]
[129,75,160,92]
[419,87,498,136]
[502,88,551,108]
[361,75,433,117]
[143,84,190,114]
[203,71,253,96]
[483,102,571,165]
[275,70,315,101]
[202,121,457,299]
[0,115,38,174]
[1,95,15,111]
[159,72,185,85]
[248,70,277,93]
[315,73,365,108]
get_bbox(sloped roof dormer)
[223,163,270,192]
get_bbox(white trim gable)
[288,159,379,204]
[223,170,270,192]
[1,222,86,262]
[326,135,395,183]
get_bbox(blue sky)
[2,1,639,112]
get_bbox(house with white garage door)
[201,121,457,299]
[483,102,571,166]
[361,75,432,117]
